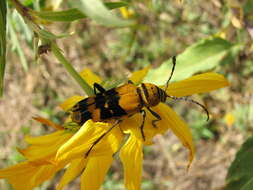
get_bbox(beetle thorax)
[139,83,167,107]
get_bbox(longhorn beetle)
[70,56,209,156]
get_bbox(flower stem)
[51,42,93,96]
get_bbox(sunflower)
[0,67,229,190]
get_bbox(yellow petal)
[120,114,142,136]
[80,68,102,87]
[20,132,72,162]
[0,161,32,177]
[81,155,113,190]
[120,135,143,190]
[56,120,123,162]
[56,158,87,190]
[56,120,106,159]
[59,95,85,111]
[156,103,195,168]
[24,131,72,145]
[0,162,36,190]
[120,106,170,143]
[165,72,229,97]
[57,129,122,162]
[105,123,124,153]
[121,103,195,168]
[0,161,66,190]
[30,162,66,187]
[19,131,72,163]
[128,66,150,85]
[33,116,64,130]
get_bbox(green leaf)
[23,0,34,6]
[14,11,33,42]
[37,28,72,40]
[144,37,242,85]
[0,0,7,96]
[105,2,129,9]
[225,135,253,190]
[8,11,32,71]
[34,8,85,22]
[8,17,29,72]
[33,2,129,22]
[79,0,134,27]
[26,20,71,40]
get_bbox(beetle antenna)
[165,56,177,92]
[166,94,210,121]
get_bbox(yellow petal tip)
[32,116,64,130]
[59,96,84,111]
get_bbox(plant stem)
[51,42,93,96]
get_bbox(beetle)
[70,56,209,156]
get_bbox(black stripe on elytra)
[110,102,127,117]
[72,105,92,126]
[107,90,126,117]
[100,107,113,120]
[72,98,88,112]
[93,88,126,120]
[94,93,106,108]
[72,98,97,112]
[136,87,144,106]
[141,83,149,100]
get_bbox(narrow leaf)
[8,14,28,71]
[37,28,72,40]
[144,37,242,85]
[34,8,85,22]
[0,0,7,96]
[105,2,129,9]
[79,0,134,27]
[23,0,34,6]
[33,2,129,22]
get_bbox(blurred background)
[0,0,253,189]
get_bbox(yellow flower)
[0,118,72,190]
[0,67,229,190]
[224,112,235,127]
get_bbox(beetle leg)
[93,83,106,94]
[140,110,146,141]
[85,120,121,157]
[147,107,161,128]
